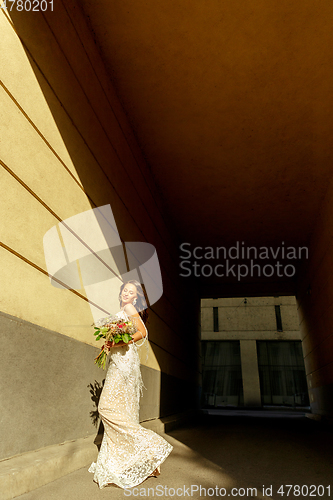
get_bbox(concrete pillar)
[296,175,333,420]
[240,340,261,407]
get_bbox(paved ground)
[14,412,333,499]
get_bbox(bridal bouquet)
[93,315,137,369]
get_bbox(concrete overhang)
[78,0,333,296]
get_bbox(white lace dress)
[88,310,173,489]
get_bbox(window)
[213,307,219,332]
[257,341,309,406]
[275,305,283,332]
[201,341,244,407]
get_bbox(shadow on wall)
[88,379,105,450]
[88,379,105,428]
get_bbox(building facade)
[201,296,309,408]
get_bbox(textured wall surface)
[0,312,104,460]
[0,1,200,460]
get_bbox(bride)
[89,280,173,489]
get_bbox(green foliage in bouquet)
[93,316,137,369]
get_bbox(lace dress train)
[89,311,173,489]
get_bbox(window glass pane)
[257,341,309,406]
[201,341,243,407]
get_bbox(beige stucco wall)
[0,2,200,459]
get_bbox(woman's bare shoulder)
[123,303,138,316]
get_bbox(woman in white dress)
[89,280,173,489]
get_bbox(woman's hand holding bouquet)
[93,315,137,369]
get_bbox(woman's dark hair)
[119,280,149,324]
